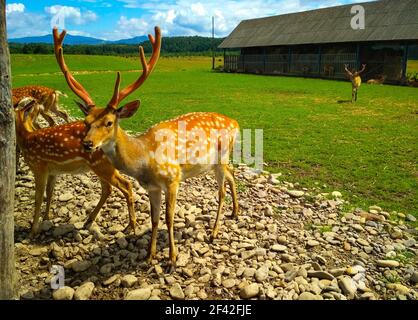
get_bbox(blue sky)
[6,0,369,40]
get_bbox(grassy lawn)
[11,55,418,217]
[408,60,418,74]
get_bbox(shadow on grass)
[337,100,352,104]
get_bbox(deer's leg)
[30,171,48,237]
[90,162,136,232]
[112,172,135,233]
[211,165,226,241]
[225,165,239,218]
[44,175,57,220]
[147,189,162,263]
[165,182,179,273]
[355,88,358,102]
[84,179,112,229]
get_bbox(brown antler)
[108,26,162,109]
[53,28,95,107]
[344,64,353,77]
[358,64,367,74]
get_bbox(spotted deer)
[344,64,366,102]
[13,85,70,128]
[14,98,135,237]
[53,26,240,272]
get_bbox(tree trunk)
[0,0,16,299]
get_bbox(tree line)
[9,36,226,56]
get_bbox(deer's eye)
[106,121,113,127]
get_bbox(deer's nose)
[83,140,93,151]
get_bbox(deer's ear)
[75,100,91,115]
[116,100,140,119]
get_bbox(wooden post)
[223,49,226,71]
[242,49,245,72]
[317,46,322,76]
[288,47,292,74]
[402,43,409,80]
[0,0,17,300]
[263,47,266,73]
[356,43,361,70]
[212,16,215,70]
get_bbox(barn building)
[219,0,418,83]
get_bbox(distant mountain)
[8,34,106,45]
[111,36,148,45]
[8,34,149,45]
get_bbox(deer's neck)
[15,118,33,147]
[102,127,149,176]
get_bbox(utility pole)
[0,0,17,300]
[212,16,215,70]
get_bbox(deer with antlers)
[14,98,135,237]
[13,85,70,128]
[344,64,366,103]
[53,26,240,272]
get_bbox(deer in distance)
[14,98,135,237]
[53,26,240,272]
[344,64,367,103]
[323,64,335,77]
[367,75,386,85]
[13,85,70,128]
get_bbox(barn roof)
[219,0,418,49]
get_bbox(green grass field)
[408,60,418,74]
[11,54,418,218]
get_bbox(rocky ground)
[14,160,417,301]
[13,117,418,301]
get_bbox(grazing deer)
[13,85,70,128]
[53,26,240,272]
[344,64,366,102]
[323,64,335,77]
[367,75,386,85]
[14,98,135,237]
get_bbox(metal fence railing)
[224,52,359,79]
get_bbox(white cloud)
[190,3,206,16]
[6,4,99,39]
[102,16,149,40]
[45,5,98,26]
[95,0,363,39]
[6,3,25,15]
[119,0,325,37]
[6,6,49,38]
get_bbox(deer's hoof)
[29,228,40,239]
[165,263,176,274]
[83,220,93,230]
[123,221,137,234]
